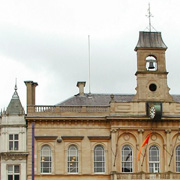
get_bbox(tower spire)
[14,78,17,91]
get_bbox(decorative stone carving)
[110,128,117,133]
[151,134,157,141]
[123,134,130,141]
[138,129,144,133]
[165,129,171,134]
[110,94,115,103]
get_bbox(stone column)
[138,129,144,172]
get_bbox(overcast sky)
[0,0,180,110]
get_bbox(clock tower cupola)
[133,31,173,102]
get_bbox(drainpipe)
[32,122,35,180]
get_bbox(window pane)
[68,161,78,173]
[14,165,19,173]
[94,145,105,173]
[8,175,13,180]
[122,145,133,172]
[176,146,180,172]
[14,134,18,140]
[43,167,50,173]
[9,135,13,140]
[68,145,78,173]
[14,175,19,180]
[14,142,18,150]
[9,142,13,150]
[149,145,160,173]
[41,145,52,173]
[149,163,153,173]
[8,165,13,173]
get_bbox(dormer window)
[146,56,157,71]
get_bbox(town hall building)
[24,31,180,180]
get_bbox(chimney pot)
[77,81,86,96]
[24,81,38,108]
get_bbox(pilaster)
[110,128,118,172]
[138,129,144,172]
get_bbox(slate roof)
[6,89,24,115]
[57,94,135,106]
[135,31,167,50]
[172,95,180,103]
[56,94,180,106]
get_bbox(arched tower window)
[149,145,160,173]
[41,145,52,174]
[94,145,105,173]
[176,145,180,172]
[146,56,157,71]
[68,145,78,173]
[122,145,133,172]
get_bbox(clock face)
[149,106,156,119]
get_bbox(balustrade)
[28,105,109,113]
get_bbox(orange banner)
[138,132,151,161]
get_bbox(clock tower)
[133,31,173,102]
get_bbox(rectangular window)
[8,165,20,180]
[9,134,19,150]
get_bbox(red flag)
[138,132,151,161]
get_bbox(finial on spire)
[14,78,17,91]
[146,3,153,32]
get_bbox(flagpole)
[113,130,120,167]
[141,143,149,167]
[140,132,152,166]
[169,130,179,166]
[88,35,91,94]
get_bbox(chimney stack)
[77,81,86,96]
[24,81,38,107]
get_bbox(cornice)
[1,152,28,156]
[35,136,58,140]
[61,136,84,141]
[88,136,111,141]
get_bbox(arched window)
[146,56,157,71]
[41,145,52,173]
[68,145,78,173]
[94,145,105,173]
[149,145,160,173]
[176,145,180,172]
[122,145,133,172]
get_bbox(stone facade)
[0,87,27,180]
[25,31,180,180]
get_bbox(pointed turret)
[6,84,24,115]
